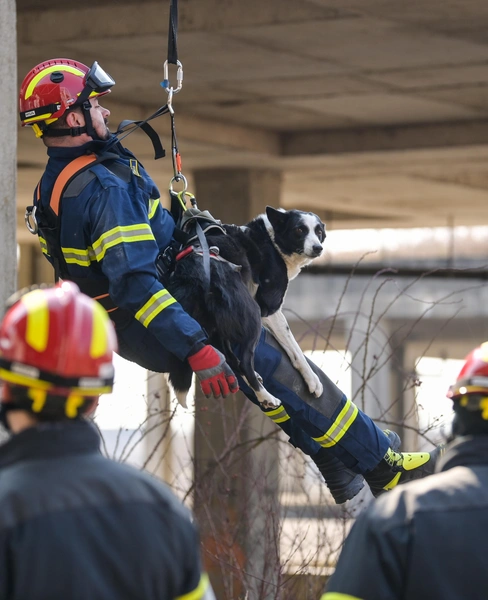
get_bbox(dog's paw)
[256,390,281,409]
[262,397,281,409]
[307,373,323,398]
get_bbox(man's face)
[88,97,111,140]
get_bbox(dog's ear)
[265,206,287,228]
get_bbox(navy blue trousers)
[117,320,389,473]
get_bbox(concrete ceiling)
[16,0,488,236]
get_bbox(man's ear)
[65,109,85,128]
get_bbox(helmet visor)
[84,61,115,93]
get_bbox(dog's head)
[265,206,326,259]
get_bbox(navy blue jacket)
[0,420,214,600]
[34,138,206,361]
[322,435,488,600]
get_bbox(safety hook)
[24,205,38,235]
[169,173,188,194]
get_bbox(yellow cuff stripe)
[313,399,358,448]
[135,289,177,327]
[92,223,155,261]
[176,574,210,600]
[263,405,290,423]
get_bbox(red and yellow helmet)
[0,282,117,417]
[19,58,114,138]
[447,342,488,414]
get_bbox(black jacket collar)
[0,420,101,469]
[437,435,488,472]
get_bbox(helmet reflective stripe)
[90,302,110,359]
[478,342,488,362]
[23,290,49,353]
[24,65,85,100]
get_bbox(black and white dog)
[166,206,326,408]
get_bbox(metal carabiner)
[169,173,188,194]
[161,60,184,94]
[24,205,38,235]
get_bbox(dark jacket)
[34,138,206,361]
[0,420,213,600]
[322,435,488,600]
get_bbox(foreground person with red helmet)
[19,58,443,505]
[0,281,215,600]
[319,343,488,600]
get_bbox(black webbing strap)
[167,0,179,65]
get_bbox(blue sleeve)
[89,184,207,360]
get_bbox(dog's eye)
[315,225,324,241]
[294,227,304,237]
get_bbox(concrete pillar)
[192,168,282,224]
[192,168,282,600]
[0,0,17,305]
[143,372,173,482]
[345,315,398,427]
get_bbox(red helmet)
[19,58,114,138]
[447,342,488,410]
[0,282,117,415]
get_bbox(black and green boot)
[365,443,446,497]
[312,429,401,504]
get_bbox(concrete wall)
[0,0,17,305]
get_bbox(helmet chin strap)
[42,101,101,140]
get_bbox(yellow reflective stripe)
[90,302,110,359]
[135,289,177,327]
[23,113,55,124]
[176,574,210,600]
[264,405,290,423]
[62,246,97,266]
[92,224,155,261]
[0,368,111,396]
[39,236,48,253]
[320,593,364,600]
[313,399,358,448]
[25,65,85,99]
[22,289,49,352]
[0,369,51,391]
[148,198,160,219]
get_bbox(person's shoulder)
[100,459,193,518]
[368,467,478,526]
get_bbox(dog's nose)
[312,245,323,256]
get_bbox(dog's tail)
[167,355,194,409]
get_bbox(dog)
[166,206,326,409]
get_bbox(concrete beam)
[17,0,341,41]
[283,119,488,157]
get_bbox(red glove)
[187,345,239,399]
